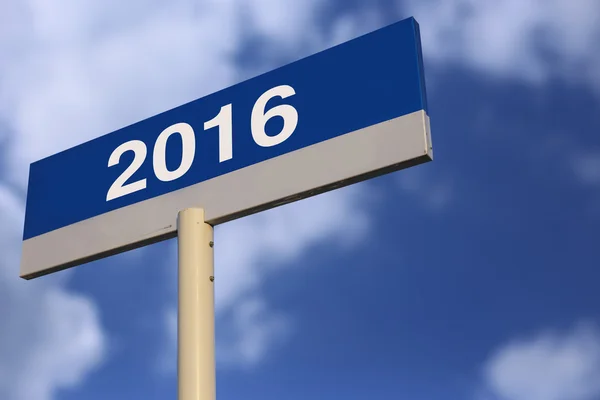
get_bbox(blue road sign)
[21,17,432,278]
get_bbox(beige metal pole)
[177,208,215,400]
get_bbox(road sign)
[20,17,432,279]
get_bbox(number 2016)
[106,85,298,202]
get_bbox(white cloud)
[156,308,178,376]
[210,185,370,368]
[396,167,454,211]
[214,185,370,312]
[404,0,600,88]
[1,0,383,386]
[572,153,600,186]
[242,0,325,49]
[217,297,291,368]
[481,322,600,400]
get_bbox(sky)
[1,0,600,399]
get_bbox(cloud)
[396,167,454,211]
[0,185,105,400]
[480,322,600,400]
[216,297,291,368]
[404,0,600,88]
[210,184,370,368]
[156,309,178,376]
[241,0,326,49]
[572,152,600,186]
[214,185,370,313]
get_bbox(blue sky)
[1,0,600,400]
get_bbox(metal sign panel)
[20,17,432,279]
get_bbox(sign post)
[177,208,215,400]
[19,16,432,400]
[19,17,432,280]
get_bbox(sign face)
[20,17,432,279]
